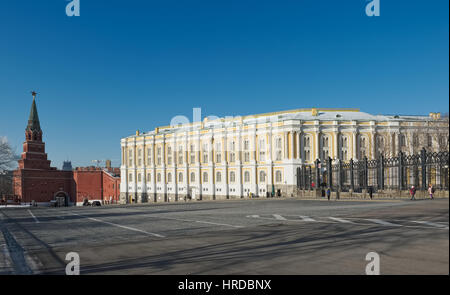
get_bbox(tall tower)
[17,92,51,170]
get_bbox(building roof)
[26,98,41,132]
[126,108,437,138]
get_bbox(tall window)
[147,148,152,165]
[128,173,133,182]
[202,143,208,163]
[259,171,266,183]
[400,134,406,147]
[190,144,195,163]
[340,136,348,161]
[167,173,172,183]
[128,149,133,166]
[147,173,151,182]
[244,140,250,162]
[244,171,250,183]
[178,145,183,165]
[190,172,195,182]
[376,135,385,158]
[275,137,282,161]
[359,136,367,159]
[229,141,236,162]
[167,146,172,165]
[303,135,311,162]
[275,170,282,183]
[203,172,208,183]
[157,147,162,165]
[427,135,432,147]
[216,171,222,183]
[259,139,265,161]
[230,171,236,183]
[137,173,142,182]
[321,135,330,160]
[215,143,221,163]
[137,149,142,166]
[157,173,161,183]
[178,172,183,182]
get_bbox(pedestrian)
[428,185,434,200]
[368,186,373,200]
[409,186,416,200]
[326,188,331,201]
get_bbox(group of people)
[409,184,435,200]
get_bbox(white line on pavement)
[364,219,402,227]
[327,217,354,224]
[195,220,244,228]
[298,216,316,222]
[273,214,287,221]
[27,210,39,223]
[67,212,165,238]
[411,221,449,229]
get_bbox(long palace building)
[120,108,448,203]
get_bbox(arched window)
[178,172,183,182]
[230,171,236,183]
[203,172,208,183]
[259,171,266,183]
[167,173,172,183]
[275,170,282,183]
[244,171,250,183]
[216,172,222,183]
[190,172,195,182]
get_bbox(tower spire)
[27,91,41,133]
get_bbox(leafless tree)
[0,139,16,171]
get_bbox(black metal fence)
[297,149,449,192]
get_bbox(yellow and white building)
[120,108,448,203]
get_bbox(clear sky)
[0,0,448,169]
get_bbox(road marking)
[298,215,316,222]
[27,210,39,223]
[411,221,449,229]
[364,219,402,227]
[67,212,165,238]
[195,220,244,228]
[247,215,260,218]
[328,217,354,224]
[273,214,287,221]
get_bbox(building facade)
[120,108,448,204]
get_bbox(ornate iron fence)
[297,149,449,192]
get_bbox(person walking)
[368,186,373,200]
[409,186,416,200]
[326,188,331,201]
[428,185,434,200]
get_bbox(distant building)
[62,161,73,171]
[12,94,120,206]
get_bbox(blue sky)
[0,0,448,169]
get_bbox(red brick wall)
[73,169,120,204]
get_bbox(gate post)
[363,156,368,190]
[327,157,332,189]
[350,158,354,192]
[421,148,427,190]
[379,155,385,190]
[398,152,404,191]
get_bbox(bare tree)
[0,139,16,171]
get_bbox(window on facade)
[413,134,419,146]
[400,135,406,147]
[138,173,141,182]
[147,173,151,182]
[178,172,183,182]
[157,147,162,165]
[275,170,282,183]
[215,143,221,163]
[178,146,183,164]
[259,171,266,183]
[147,148,152,165]
[128,149,133,166]
[167,146,172,165]
[322,135,330,159]
[202,143,208,163]
[340,136,348,160]
[303,136,311,162]
[129,173,133,182]
[190,145,195,163]
[137,149,142,166]
[157,173,161,183]
[216,172,221,183]
[190,172,195,182]
[230,171,236,183]
[244,171,250,183]
[203,172,208,183]
[359,137,367,159]
[167,173,172,183]
[229,141,235,162]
